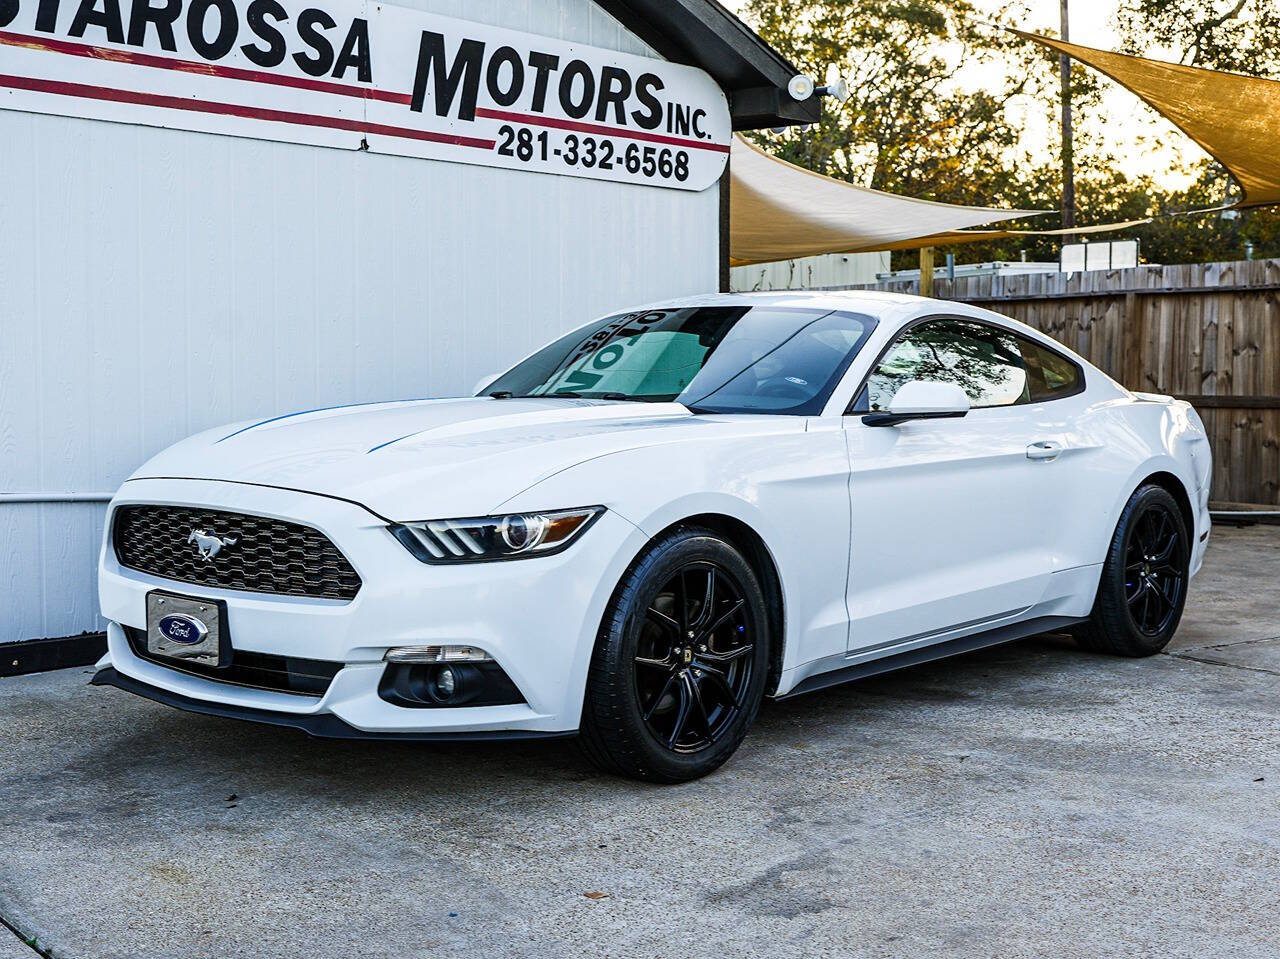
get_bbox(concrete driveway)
[2,525,1277,958]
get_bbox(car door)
[841,316,1083,653]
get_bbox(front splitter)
[90,667,578,743]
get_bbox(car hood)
[129,397,704,519]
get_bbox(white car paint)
[95,291,1212,737]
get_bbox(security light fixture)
[787,74,815,101]
[817,78,851,102]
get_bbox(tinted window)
[1018,336,1082,400]
[485,306,877,415]
[867,320,1029,410]
[865,319,1083,411]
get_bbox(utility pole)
[1059,0,1076,242]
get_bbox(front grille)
[113,505,361,601]
[125,627,342,697]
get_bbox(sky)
[719,0,1205,190]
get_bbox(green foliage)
[1137,163,1280,263]
[1115,0,1280,73]
[742,0,1046,204]
[739,0,1280,269]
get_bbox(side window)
[1016,335,1082,401]
[866,320,1030,411]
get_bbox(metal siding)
[731,253,892,291]
[0,0,719,643]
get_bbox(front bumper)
[90,666,575,741]
[98,478,648,735]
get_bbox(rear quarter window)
[1017,335,1084,401]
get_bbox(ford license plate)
[146,591,225,666]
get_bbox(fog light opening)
[378,658,526,709]
[433,666,457,701]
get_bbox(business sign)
[0,0,731,190]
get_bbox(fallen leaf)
[583,891,609,900]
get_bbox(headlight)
[389,507,604,564]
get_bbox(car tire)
[1075,484,1190,657]
[579,526,772,783]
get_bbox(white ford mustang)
[94,291,1212,781]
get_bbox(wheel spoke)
[694,661,740,709]
[1145,581,1167,613]
[690,568,717,631]
[1133,514,1151,555]
[643,673,677,723]
[1152,534,1178,563]
[697,599,746,643]
[1127,579,1148,608]
[699,641,753,665]
[634,654,673,671]
[666,676,692,748]
[686,672,713,739]
[1153,511,1170,549]
[677,571,689,634]
[645,605,680,636]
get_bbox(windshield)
[483,306,877,415]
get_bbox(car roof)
[644,290,924,314]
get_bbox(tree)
[739,0,1125,267]
[1115,0,1280,75]
[741,0,1048,208]
[1107,0,1280,263]
[738,0,1280,267]
[1131,163,1280,263]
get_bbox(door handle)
[1026,440,1063,461]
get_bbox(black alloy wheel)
[580,527,771,782]
[633,563,755,753]
[1122,501,1187,636]
[1077,484,1190,656]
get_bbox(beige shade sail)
[729,135,1041,265]
[886,218,1154,252]
[1018,31,1280,208]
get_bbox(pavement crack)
[0,912,52,958]
[1165,650,1280,677]
[1174,634,1280,653]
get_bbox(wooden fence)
[847,258,1280,507]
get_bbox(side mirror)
[863,380,970,427]
[473,373,501,395]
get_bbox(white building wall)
[0,0,720,643]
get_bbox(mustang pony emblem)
[188,529,237,562]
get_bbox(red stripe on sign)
[475,107,729,154]
[0,73,494,149]
[0,31,413,105]
[0,32,729,154]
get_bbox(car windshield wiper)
[508,391,672,402]
[500,391,585,399]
